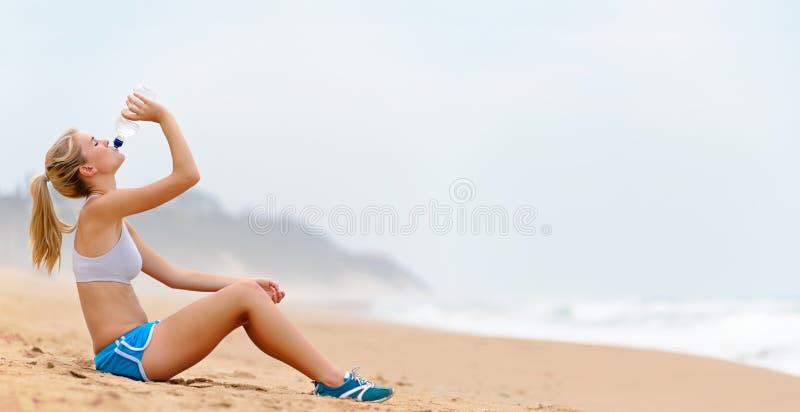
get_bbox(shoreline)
[354,309,800,380]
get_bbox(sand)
[1,268,799,412]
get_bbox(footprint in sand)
[208,370,256,380]
[168,377,269,393]
[230,370,256,379]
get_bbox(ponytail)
[29,173,76,275]
[29,128,88,275]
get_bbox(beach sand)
[1,268,799,412]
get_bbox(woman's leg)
[140,279,346,386]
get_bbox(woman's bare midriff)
[77,281,149,355]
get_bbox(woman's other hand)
[255,277,286,304]
[121,92,169,123]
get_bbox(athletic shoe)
[312,366,394,402]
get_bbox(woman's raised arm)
[91,93,200,219]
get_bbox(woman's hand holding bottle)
[121,92,169,124]
[114,83,161,149]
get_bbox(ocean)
[364,295,800,377]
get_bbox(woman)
[28,92,393,403]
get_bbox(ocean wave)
[365,296,800,376]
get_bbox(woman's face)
[74,131,124,177]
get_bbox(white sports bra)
[72,194,143,284]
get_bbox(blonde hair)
[29,128,91,275]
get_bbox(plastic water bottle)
[114,83,158,149]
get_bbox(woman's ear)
[79,164,97,178]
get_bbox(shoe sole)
[314,393,394,403]
[365,393,393,403]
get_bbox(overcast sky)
[2,0,798,300]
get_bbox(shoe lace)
[349,366,373,387]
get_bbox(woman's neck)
[86,175,118,197]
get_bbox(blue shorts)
[94,320,161,382]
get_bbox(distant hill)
[1,188,431,299]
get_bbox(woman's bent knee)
[225,279,265,296]
[222,280,273,318]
